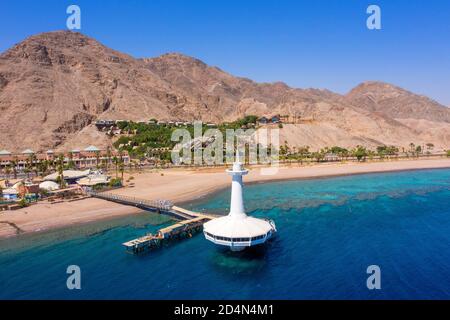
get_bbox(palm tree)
[312,150,325,163]
[295,146,309,165]
[128,160,134,173]
[4,165,11,180]
[31,154,38,177]
[409,143,415,153]
[112,156,119,179]
[24,167,31,179]
[25,157,32,179]
[101,159,107,171]
[118,150,125,181]
[415,145,422,157]
[119,159,125,182]
[353,146,368,162]
[284,140,291,157]
[11,158,18,179]
[134,159,140,173]
[67,153,75,170]
[47,158,55,173]
[94,150,101,169]
[106,147,112,172]
[295,153,304,165]
[56,154,65,188]
[38,160,49,177]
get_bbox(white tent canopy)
[39,181,60,191]
[44,170,91,182]
[77,174,109,187]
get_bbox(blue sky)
[1,0,449,105]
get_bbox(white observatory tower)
[203,153,276,251]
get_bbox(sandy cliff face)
[0,31,448,152]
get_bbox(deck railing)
[89,191,173,211]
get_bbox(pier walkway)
[89,191,193,220]
[88,191,217,254]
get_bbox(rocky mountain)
[345,81,450,123]
[0,30,449,152]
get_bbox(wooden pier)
[122,216,211,254]
[89,191,216,254]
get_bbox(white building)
[203,154,276,251]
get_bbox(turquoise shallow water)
[1,169,450,299]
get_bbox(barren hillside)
[0,31,448,152]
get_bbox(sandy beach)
[1,158,450,239]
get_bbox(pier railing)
[89,191,174,212]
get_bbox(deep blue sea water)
[1,169,450,300]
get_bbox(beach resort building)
[0,146,129,172]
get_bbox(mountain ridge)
[0,30,449,152]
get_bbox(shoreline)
[173,158,450,206]
[1,158,450,239]
[177,165,450,208]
